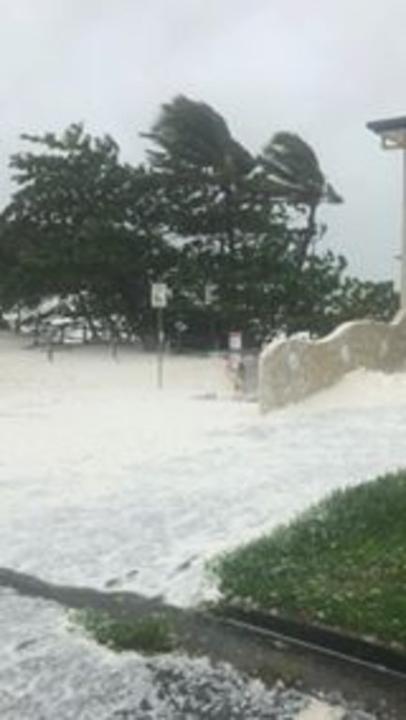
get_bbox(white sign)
[151,283,168,308]
[228,331,242,351]
[204,283,216,305]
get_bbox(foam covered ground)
[1,331,402,717]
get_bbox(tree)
[330,278,399,325]
[143,95,254,256]
[0,124,176,339]
[145,96,344,346]
[0,102,351,348]
[261,132,343,266]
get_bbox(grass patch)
[72,609,176,654]
[212,471,406,650]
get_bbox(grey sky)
[1,0,405,282]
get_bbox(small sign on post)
[228,331,242,353]
[151,283,168,389]
[204,283,216,306]
[151,283,168,309]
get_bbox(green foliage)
[261,131,340,206]
[0,124,175,338]
[72,608,176,654]
[144,94,253,177]
[330,278,399,324]
[212,471,406,649]
[143,96,346,345]
[0,96,391,347]
[260,132,342,266]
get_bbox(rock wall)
[259,311,406,412]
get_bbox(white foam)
[1,332,406,606]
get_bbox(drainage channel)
[216,605,406,679]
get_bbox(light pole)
[367,115,406,310]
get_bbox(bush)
[72,609,176,654]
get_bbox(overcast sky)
[1,0,406,282]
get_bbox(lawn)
[212,470,406,650]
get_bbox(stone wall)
[259,311,406,412]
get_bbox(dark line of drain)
[214,605,406,679]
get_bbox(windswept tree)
[261,132,343,265]
[0,100,348,347]
[143,94,254,253]
[145,94,253,175]
[145,96,344,344]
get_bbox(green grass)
[72,609,176,654]
[212,471,406,650]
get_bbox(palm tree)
[143,95,254,253]
[144,94,252,178]
[261,132,342,265]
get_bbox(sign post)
[151,283,168,389]
[204,283,216,349]
[228,330,242,354]
[228,331,244,393]
[204,283,216,306]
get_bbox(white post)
[402,148,406,310]
[157,307,164,389]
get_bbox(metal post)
[204,283,217,350]
[157,307,164,389]
[47,329,55,363]
[401,148,406,310]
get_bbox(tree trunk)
[297,203,317,268]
